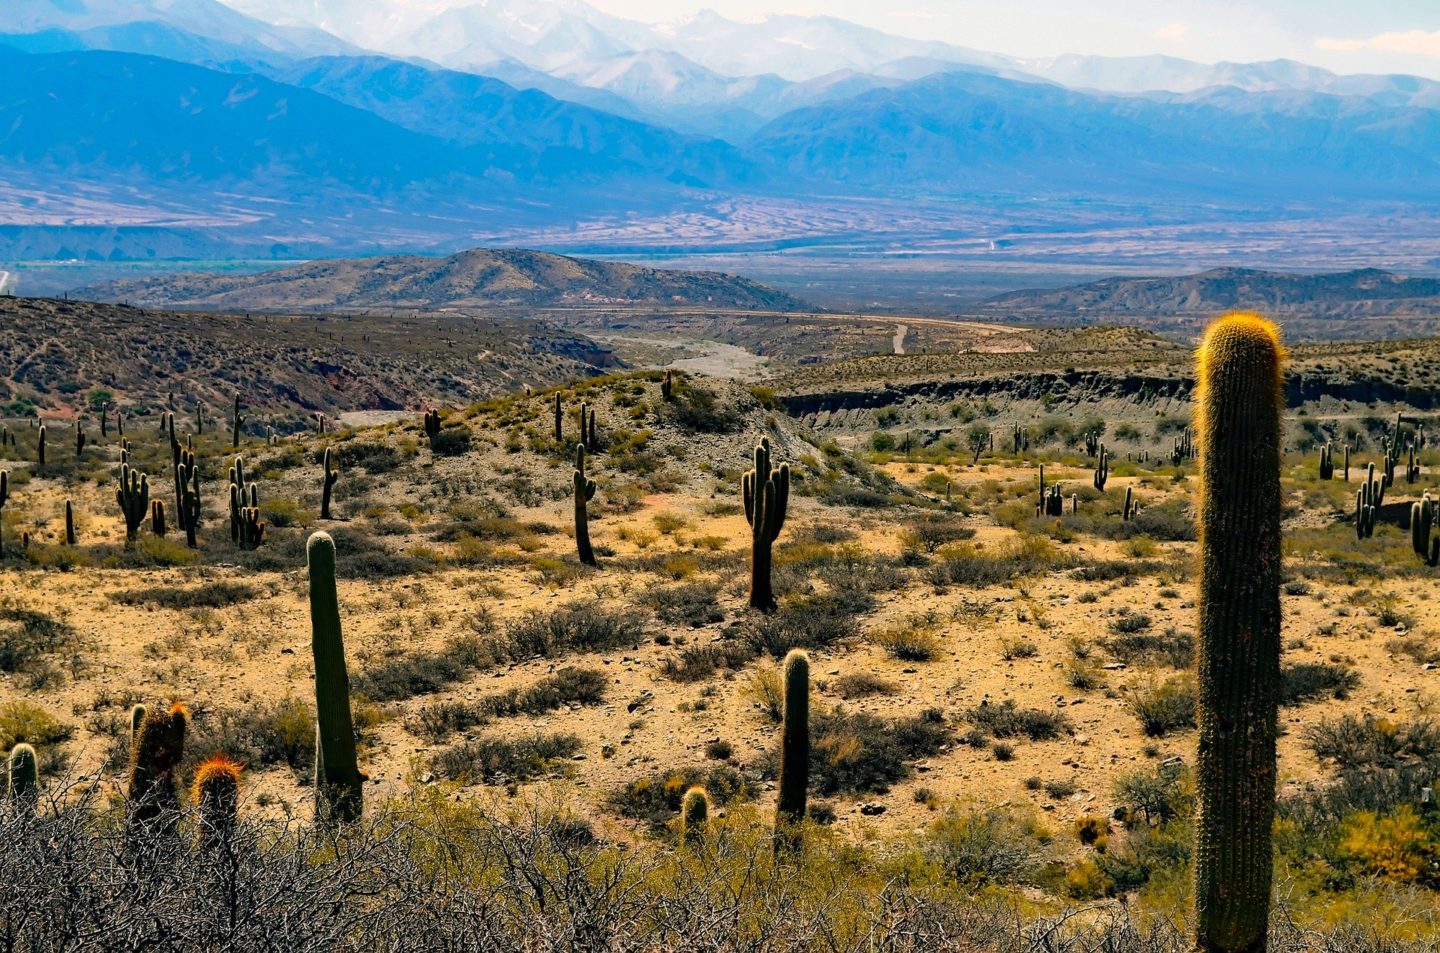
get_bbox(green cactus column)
[1193,314,1284,953]
[6,743,38,809]
[308,531,363,823]
[231,394,246,449]
[553,393,563,442]
[574,445,598,567]
[775,649,809,851]
[0,469,8,558]
[743,437,789,611]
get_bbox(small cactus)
[574,445,598,567]
[743,438,789,611]
[6,743,38,809]
[127,702,189,833]
[680,784,709,845]
[191,755,242,851]
[775,649,809,850]
[308,532,363,823]
[321,447,339,520]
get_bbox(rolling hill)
[75,248,813,311]
[980,268,1440,316]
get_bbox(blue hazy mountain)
[746,70,1440,201]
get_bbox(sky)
[583,0,1440,78]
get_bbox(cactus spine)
[127,702,188,833]
[191,755,242,851]
[308,532,362,823]
[116,463,150,542]
[574,445,598,567]
[6,743,38,809]
[1193,314,1284,953]
[321,447,339,520]
[743,437,789,611]
[680,785,709,845]
[775,649,809,848]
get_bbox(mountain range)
[981,268,1440,317]
[74,247,812,311]
[4,0,1440,269]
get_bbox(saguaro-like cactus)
[574,445,598,567]
[1123,486,1135,522]
[6,743,38,808]
[743,437,789,611]
[775,649,810,848]
[680,785,709,845]
[64,500,76,545]
[37,425,45,467]
[1193,314,1284,953]
[321,447,339,520]
[116,463,150,542]
[308,532,363,823]
[75,424,85,458]
[127,702,189,832]
[231,395,246,448]
[661,370,674,402]
[192,755,242,851]
[1093,445,1109,491]
[151,500,166,537]
[0,469,8,558]
[1319,443,1334,480]
[553,393,563,442]
[423,409,440,449]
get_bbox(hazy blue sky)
[587,0,1440,77]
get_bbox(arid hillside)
[75,248,813,312]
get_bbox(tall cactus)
[743,437,789,611]
[775,649,809,850]
[574,445,598,567]
[680,784,709,845]
[179,452,201,548]
[64,500,76,545]
[1093,445,1109,491]
[6,743,38,809]
[1318,443,1333,480]
[423,409,441,449]
[191,755,242,851]
[0,469,8,558]
[321,447,340,520]
[308,532,363,823]
[231,394,246,448]
[127,702,188,833]
[553,393,563,442]
[661,369,674,402]
[116,463,149,543]
[75,424,85,458]
[151,500,166,537]
[37,424,45,468]
[1193,314,1284,953]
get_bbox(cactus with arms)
[743,437,789,611]
[308,532,363,822]
[574,445,598,567]
[1192,314,1284,953]
[321,447,340,520]
[116,463,149,543]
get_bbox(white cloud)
[1153,22,1189,43]
[1316,30,1440,59]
